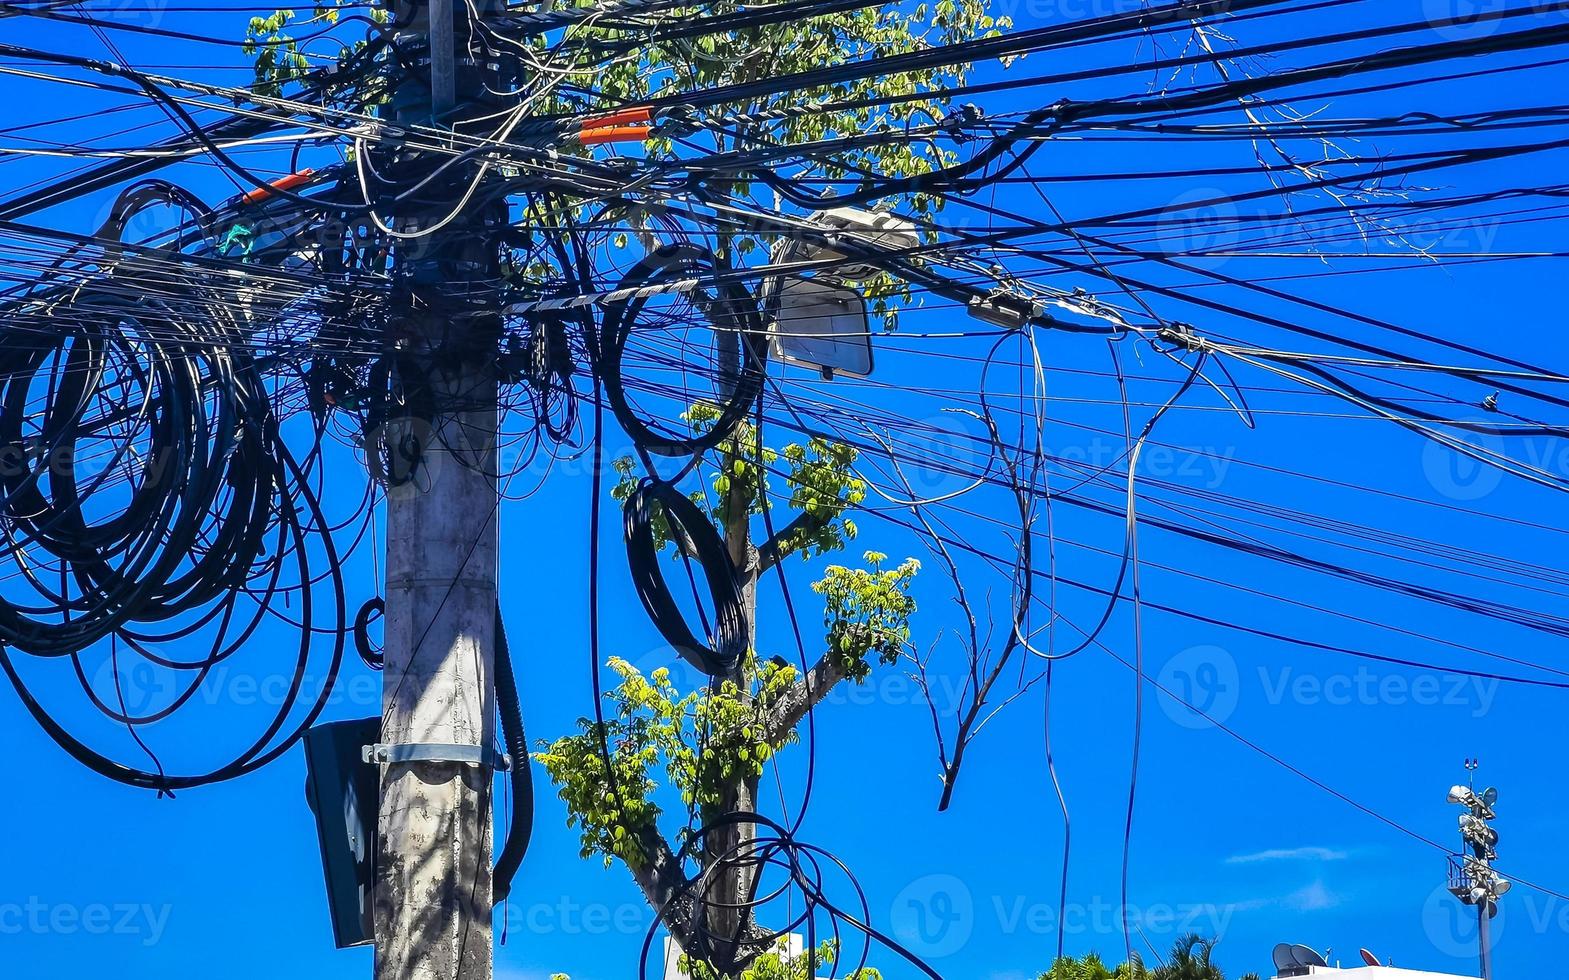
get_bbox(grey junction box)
[303,717,381,948]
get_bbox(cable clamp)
[941,103,983,142]
[1157,322,1201,349]
[658,104,699,139]
[966,288,1041,330]
[363,742,511,771]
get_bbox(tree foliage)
[814,552,919,680]
[1039,936,1263,980]
[1039,951,1147,980]
[611,402,865,567]
[551,938,882,980]
[683,938,882,980]
[536,547,915,865]
[540,403,916,974]
[243,3,387,100]
[535,652,796,868]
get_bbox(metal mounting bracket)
[363,742,511,771]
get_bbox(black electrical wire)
[353,596,385,669]
[592,243,767,460]
[492,602,533,904]
[636,810,946,979]
[622,477,747,677]
[0,209,351,790]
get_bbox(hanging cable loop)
[622,477,747,677]
[593,243,768,458]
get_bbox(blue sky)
[2,2,1569,978]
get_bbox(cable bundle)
[622,478,747,677]
[594,243,767,459]
[593,243,766,678]
[0,284,270,651]
[0,275,347,792]
[637,811,942,979]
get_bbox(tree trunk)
[695,447,762,972]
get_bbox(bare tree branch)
[762,647,850,745]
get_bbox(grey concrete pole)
[375,366,499,980]
[374,2,501,978]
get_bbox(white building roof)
[1273,967,1473,980]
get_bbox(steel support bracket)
[363,742,511,771]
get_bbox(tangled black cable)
[593,243,767,459]
[622,478,747,677]
[637,811,943,979]
[353,596,385,669]
[0,285,275,653]
[0,258,348,792]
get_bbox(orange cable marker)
[581,105,654,129]
[240,168,316,206]
[579,125,654,145]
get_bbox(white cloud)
[1226,846,1349,865]
[1223,879,1345,918]
[1283,880,1341,912]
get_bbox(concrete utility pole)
[374,3,507,979]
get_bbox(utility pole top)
[1444,766,1505,980]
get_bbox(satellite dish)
[1482,786,1499,807]
[1273,943,1302,974]
[1360,949,1381,967]
[1292,944,1328,969]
